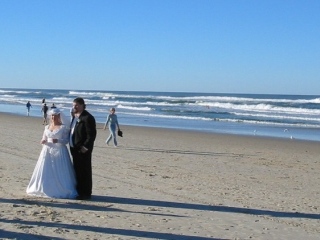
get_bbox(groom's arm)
[83,114,97,150]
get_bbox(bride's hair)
[49,108,70,127]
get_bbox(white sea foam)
[0,90,31,94]
[69,91,155,99]
[115,94,320,104]
[117,105,152,111]
[196,102,320,115]
[68,90,320,106]
[120,111,212,121]
[0,95,16,98]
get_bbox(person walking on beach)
[41,103,49,125]
[26,108,78,199]
[26,101,32,116]
[69,97,96,200]
[103,107,120,147]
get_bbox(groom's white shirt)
[69,116,78,148]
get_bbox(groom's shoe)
[76,195,91,200]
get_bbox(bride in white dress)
[26,108,78,199]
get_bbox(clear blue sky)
[1,0,319,94]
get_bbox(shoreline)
[1,110,320,144]
[1,88,320,143]
[1,112,320,239]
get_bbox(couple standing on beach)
[26,97,97,200]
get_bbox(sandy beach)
[0,112,320,239]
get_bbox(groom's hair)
[73,97,86,109]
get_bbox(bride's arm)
[40,127,47,144]
[58,125,69,145]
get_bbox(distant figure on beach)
[51,103,57,109]
[69,97,96,200]
[41,103,49,125]
[26,108,77,199]
[42,98,46,105]
[26,101,32,116]
[103,107,121,147]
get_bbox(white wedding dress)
[26,125,78,199]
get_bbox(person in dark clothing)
[51,103,57,109]
[26,101,32,116]
[41,104,49,125]
[69,97,96,200]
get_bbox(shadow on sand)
[0,194,319,239]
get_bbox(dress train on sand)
[26,125,77,199]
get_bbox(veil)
[48,108,71,129]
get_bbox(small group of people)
[26,97,97,200]
[26,100,57,119]
[41,102,58,125]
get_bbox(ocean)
[1,88,320,142]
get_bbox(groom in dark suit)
[70,97,97,200]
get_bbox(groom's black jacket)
[72,110,96,151]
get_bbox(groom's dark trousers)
[70,148,92,197]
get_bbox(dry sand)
[0,112,320,239]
